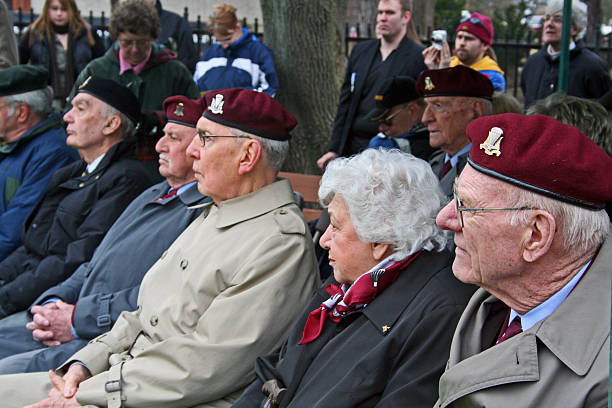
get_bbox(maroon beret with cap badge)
[202,88,297,141]
[466,113,612,210]
[163,95,204,128]
[416,65,494,99]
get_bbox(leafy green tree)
[492,0,529,41]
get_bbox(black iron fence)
[345,23,612,97]
[11,7,611,97]
[10,8,261,58]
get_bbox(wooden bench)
[279,171,322,221]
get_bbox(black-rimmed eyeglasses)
[453,180,537,228]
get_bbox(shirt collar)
[86,153,106,174]
[510,260,591,331]
[175,180,197,196]
[119,46,152,75]
[547,41,576,58]
[445,143,471,167]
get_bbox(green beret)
[0,65,49,97]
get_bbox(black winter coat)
[19,26,105,96]
[520,41,612,108]
[233,250,477,408]
[0,140,151,317]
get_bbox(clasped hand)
[27,300,76,346]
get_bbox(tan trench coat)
[0,179,320,407]
[434,231,611,408]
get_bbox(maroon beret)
[467,113,612,210]
[456,12,494,46]
[163,95,204,128]
[416,65,493,99]
[202,88,297,141]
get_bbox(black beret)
[370,76,419,121]
[76,76,141,125]
[0,65,48,96]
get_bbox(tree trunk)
[412,0,436,39]
[583,0,601,44]
[261,0,348,174]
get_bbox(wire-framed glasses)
[453,179,537,228]
[197,130,251,147]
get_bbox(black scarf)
[47,29,75,103]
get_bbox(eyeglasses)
[118,38,152,49]
[380,106,406,126]
[459,16,490,34]
[197,131,251,147]
[453,179,537,228]
[544,14,563,24]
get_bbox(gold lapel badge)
[480,126,504,156]
[424,77,435,91]
[174,102,185,117]
[382,325,390,334]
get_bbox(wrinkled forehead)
[73,91,103,109]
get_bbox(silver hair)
[4,86,53,118]
[546,0,588,40]
[319,148,448,258]
[228,127,289,171]
[505,184,609,254]
[101,103,135,139]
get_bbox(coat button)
[150,315,158,326]
[79,182,85,188]
[180,259,188,269]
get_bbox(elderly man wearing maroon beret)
[0,89,320,408]
[416,65,493,199]
[434,114,612,407]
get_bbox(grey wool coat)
[435,231,611,408]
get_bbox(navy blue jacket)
[194,28,278,96]
[0,113,79,262]
[155,0,198,72]
[0,141,151,317]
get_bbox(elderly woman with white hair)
[232,149,476,408]
[520,0,612,108]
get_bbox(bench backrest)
[279,171,322,222]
